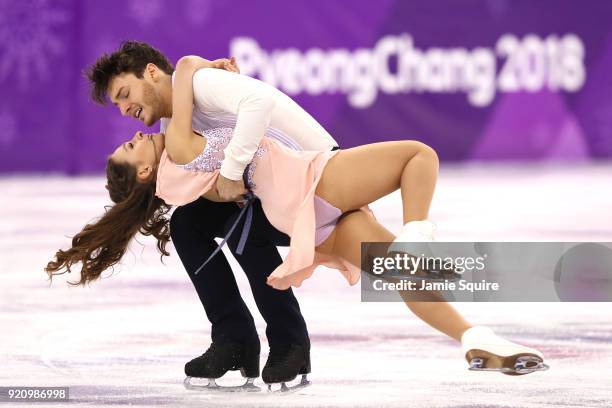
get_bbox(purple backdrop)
[1,0,612,173]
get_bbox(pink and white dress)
[155,127,363,290]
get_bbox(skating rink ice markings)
[2,164,612,407]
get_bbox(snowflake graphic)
[0,108,17,147]
[0,0,69,90]
[128,0,164,28]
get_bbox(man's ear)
[145,63,160,82]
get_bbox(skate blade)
[266,374,311,394]
[183,376,261,392]
[467,351,549,375]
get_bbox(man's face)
[108,70,164,126]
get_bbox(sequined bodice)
[175,127,266,188]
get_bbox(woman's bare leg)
[315,141,547,371]
[316,141,439,223]
[316,210,472,342]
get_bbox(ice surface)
[2,163,612,407]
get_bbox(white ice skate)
[392,220,437,244]
[386,220,460,282]
[461,326,549,375]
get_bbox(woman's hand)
[176,55,239,75]
[211,57,240,74]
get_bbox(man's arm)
[192,68,276,181]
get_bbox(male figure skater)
[86,41,339,389]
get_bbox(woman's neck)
[152,133,166,164]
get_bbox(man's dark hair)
[86,41,174,104]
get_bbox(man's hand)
[211,57,240,74]
[215,174,247,201]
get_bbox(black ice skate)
[262,344,311,393]
[461,326,549,375]
[183,341,261,392]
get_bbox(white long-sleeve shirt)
[160,68,338,180]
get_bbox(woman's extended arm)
[163,56,207,163]
[164,56,238,164]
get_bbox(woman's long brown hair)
[45,159,171,286]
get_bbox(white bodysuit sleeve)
[192,68,275,181]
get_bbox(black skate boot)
[262,344,311,393]
[183,341,261,392]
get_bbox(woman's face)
[111,131,165,181]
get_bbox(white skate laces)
[393,220,437,243]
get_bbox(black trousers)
[170,197,310,350]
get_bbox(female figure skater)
[47,57,548,387]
